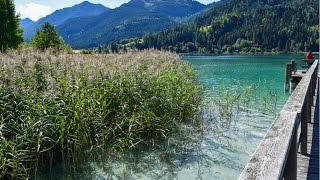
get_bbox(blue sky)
[15,0,219,21]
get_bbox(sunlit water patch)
[46,54,304,179]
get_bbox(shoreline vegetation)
[75,46,318,56]
[1,0,316,178]
[0,49,283,179]
[179,51,316,57]
[0,49,202,179]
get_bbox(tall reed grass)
[201,80,280,137]
[0,49,202,178]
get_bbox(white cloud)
[198,0,219,5]
[17,3,52,21]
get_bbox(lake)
[48,54,305,179]
[177,54,303,179]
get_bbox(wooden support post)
[312,71,316,102]
[284,127,297,180]
[312,70,317,97]
[312,62,318,99]
[291,60,296,72]
[300,103,308,155]
[310,73,315,98]
[285,63,292,91]
[307,87,312,123]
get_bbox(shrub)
[29,22,71,52]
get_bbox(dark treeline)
[109,0,319,53]
[0,0,23,52]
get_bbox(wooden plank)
[297,77,319,179]
[291,70,306,78]
[239,60,319,180]
[284,124,298,180]
[238,112,298,179]
[301,102,308,155]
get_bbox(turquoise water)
[50,54,305,179]
[184,54,303,97]
[177,54,303,179]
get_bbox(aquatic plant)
[202,80,279,137]
[73,79,282,179]
[0,49,202,178]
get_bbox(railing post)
[284,125,297,180]
[291,60,296,71]
[312,67,317,97]
[285,63,292,91]
[308,86,312,123]
[300,101,308,155]
[311,70,315,98]
[310,71,317,100]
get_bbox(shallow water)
[177,54,303,179]
[48,54,305,179]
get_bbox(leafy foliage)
[0,0,23,52]
[116,0,318,53]
[30,22,70,52]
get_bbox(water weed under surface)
[0,51,284,179]
[0,50,202,179]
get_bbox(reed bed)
[0,49,202,179]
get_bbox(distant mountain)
[129,0,206,17]
[20,18,35,28]
[56,0,207,48]
[138,0,318,53]
[22,1,110,41]
[37,1,109,26]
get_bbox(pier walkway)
[297,74,319,180]
[238,60,319,180]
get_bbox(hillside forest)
[109,0,319,54]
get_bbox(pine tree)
[30,22,65,51]
[0,0,24,52]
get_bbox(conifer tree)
[30,22,66,51]
[0,0,24,52]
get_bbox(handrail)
[238,60,318,180]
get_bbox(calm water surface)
[51,54,305,179]
[177,54,303,179]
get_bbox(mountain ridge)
[36,1,109,26]
[20,18,35,29]
[21,1,110,41]
[55,0,207,48]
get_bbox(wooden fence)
[238,60,318,180]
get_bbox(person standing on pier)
[306,50,314,60]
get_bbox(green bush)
[29,22,71,52]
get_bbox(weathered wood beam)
[238,60,318,180]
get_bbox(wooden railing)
[238,60,318,180]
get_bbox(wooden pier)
[238,60,319,180]
[297,76,319,179]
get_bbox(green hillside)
[129,0,319,53]
[58,0,206,48]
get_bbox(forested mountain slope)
[138,0,318,53]
[57,0,206,48]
